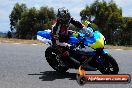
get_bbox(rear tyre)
[45,46,69,73]
[98,54,119,74]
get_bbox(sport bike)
[37,28,119,74]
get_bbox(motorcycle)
[37,28,119,75]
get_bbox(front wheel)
[45,46,69,73]
[98,54,119,74]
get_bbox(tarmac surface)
[0,43,132,88]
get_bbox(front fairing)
[68,31,105,49]
[86,31,105,49]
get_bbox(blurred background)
[0,0,131,46]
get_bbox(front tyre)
[98,54,119,74]
[45,46,69,73]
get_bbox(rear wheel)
[45,46,69,73]
[98,54,119,74]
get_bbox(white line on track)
[114,49,123,50]
[31,44,38,46]
[13,43,21,45]
[11,43,39,46]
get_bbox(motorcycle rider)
[51,8,93,57]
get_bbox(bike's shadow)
[28,71,76,81]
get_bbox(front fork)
[76,49,108,76]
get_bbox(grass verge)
[105,45,132,50]
[0,38,43,45]
[0,38,132,50]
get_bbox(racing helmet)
[57,8,71,26]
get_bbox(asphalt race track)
[0,43,132,88]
